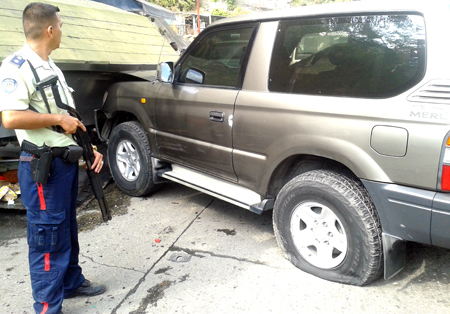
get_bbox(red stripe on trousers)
[37,183,46,210]
[44,253,50,271]
[41,302,48,314]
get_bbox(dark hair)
[22,2,60,40]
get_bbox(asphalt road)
[1,182,450,314]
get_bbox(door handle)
[209,111,225,123]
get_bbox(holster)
[30,152,52,184]
[62,145,84,163]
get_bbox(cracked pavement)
[2,183,450,313]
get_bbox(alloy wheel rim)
[290,201,348,269]
[116,139,140,182]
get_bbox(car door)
[155,25,257,181]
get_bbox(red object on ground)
[0,170,18,183]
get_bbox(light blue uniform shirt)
[0,43,77,147]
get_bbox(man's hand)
[91,149,104,173]
[58,113,85,134]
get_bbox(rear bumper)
[361,180,450,280]
[362,179,450,249]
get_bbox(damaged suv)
[96,0,450,285]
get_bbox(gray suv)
[96,0,450,285]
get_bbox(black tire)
[273,170,383,286]
[107,121,159,197]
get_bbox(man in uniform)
[0,3,106,314]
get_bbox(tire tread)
[273,170,383,285]
[108,121,159,197]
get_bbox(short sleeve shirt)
[0,43,77,147]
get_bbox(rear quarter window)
[269,14,426,98]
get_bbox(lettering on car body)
[410,105,449,120]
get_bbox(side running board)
[158,164,273,214]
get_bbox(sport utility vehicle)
[96,0,450,285]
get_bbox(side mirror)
[185,68,205,84]
[157,62,174,83]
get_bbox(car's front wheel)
[107,121,158,196]
[273,170,383,286]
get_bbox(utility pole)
[197,0,201,34]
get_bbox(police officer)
[0,3,106,314]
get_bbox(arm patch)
[10,55,25,68]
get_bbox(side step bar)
[158,164,273,214]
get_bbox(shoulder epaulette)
[9,55,26,68]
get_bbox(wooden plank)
[58,7,150,28]
[62,21,162,40]
[59,37,166,54]
[2,0,30,10]
[53,48,177,64]
[0,35,25,46]
[0,11,23,61]
[0,9,22,19]
[62,20,162,37]
[0,14,22,32]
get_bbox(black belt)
[20,147,70,162]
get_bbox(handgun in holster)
[21,140,53,184]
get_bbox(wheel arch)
[256,134,391,197]
[98,107,160,161]
[99,81,159,143]
[100,110,138,139]
[265,154,357,198]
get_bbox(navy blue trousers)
[19,153,85,314]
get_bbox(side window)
[269,15,426,98]
[178,27,254,88]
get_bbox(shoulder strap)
[26,60,40,85]
[26,60,52,115]
[26,60,81,134]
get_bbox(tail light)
[441,136,450,191]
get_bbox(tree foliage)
[291,0,357,7]
[212,6,252,17]
[147,0,358,13]
[147,0,195,12]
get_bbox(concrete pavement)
[1,183,450,313]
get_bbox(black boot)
[65,279,106,299]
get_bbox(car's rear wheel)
[273,170,383,285]
[107,121,158,196]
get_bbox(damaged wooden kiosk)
[0,0,179,209]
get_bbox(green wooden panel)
[0,35,25,46]
[0,8,23,19]
[0,14,23,32]
[0,0,178,65]
[0,10,25,61]
[2,0,31,10]
[59,37,167,54]
[62,23,162,41]
[52,48,177,64]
